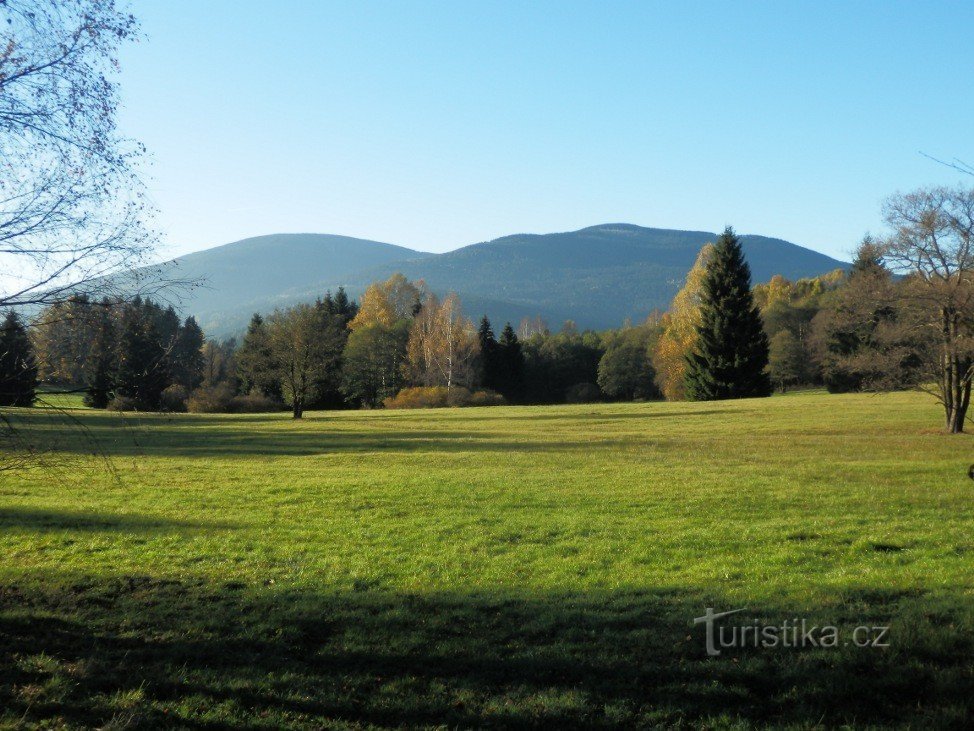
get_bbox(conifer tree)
[115,302,168,408]
[684,227,772,400]
[237,313,281,399]
[171,316,206,390]
[84,304,116,408]
[496,322,525,400]
[478,315,500,389]
[0,312,38,407]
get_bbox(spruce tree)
[0,311,38,407]
[84,303,116,408]
[237,313,281,399]
[497,322,525,400]
[115,302,168,408]
[171,316,206,390]
[684,227,772,400]
[478,316,500,389]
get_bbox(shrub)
[228,392,283,413]
[384,386,451,409]
[565,382,602,403]
[383,386,506,409]
[466,389,506,407]
[159,384,189,413]
[187,382,236,413]
[107,395,139,412]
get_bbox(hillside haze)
[154,234,432,336]
[157,225,847,337]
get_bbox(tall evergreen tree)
[84,303,116,408]
[0,312,38,407]
[237,313,281,399]
[684,227,772,400]
[171,316,206,390]
[496,322,525,400]
[115,302,168,408]
[478,315,500,389]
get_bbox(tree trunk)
[293,401,303,419]
[941,308,970,434]
[945,374,970,433]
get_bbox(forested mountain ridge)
[152,225,847,337]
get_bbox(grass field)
[1,391,972,728]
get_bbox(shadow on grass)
[1,410,679,458]
[0,507,238,532]
[0,575,969,728]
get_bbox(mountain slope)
[155,225,847,337]
[338,224,847,330]
[151,234,432,335]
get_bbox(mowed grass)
[0,392,972,728]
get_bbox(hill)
[147,225,847,337]
[148,234,432,336]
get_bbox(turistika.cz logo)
[693,608,890,657]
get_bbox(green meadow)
[1,391,972,728]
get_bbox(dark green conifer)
[684,227,772,400]
[0,311,38,407]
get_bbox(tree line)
[3,183,973,431]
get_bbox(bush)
[107,395,139,412]
[466,389,506,407]
[383,386,506,409]
[565,382,602,403]
[159,384,189,413]
[187,382,236,413]
[228,392,283,413]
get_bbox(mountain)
[147,234,432,336]
[147,225,847,337]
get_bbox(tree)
[0,0,156,311]
[31,295,100,385]
[478,316,501,390]
[171,317,205,390]
[684,227,772,400]
[0,312,38,406]
[340,321,410,407]
[83,303,116,408]
[811,239,901,393]
[597,343,658,400]
[496,323,525,400]
[405,293,479,392]
[878,185,974,432]
[114,301,168,409]
[768,330,805,392]
[237,314,281,399]
[653,245,713,400]
[266,304,339,418]
[349,274,423,331]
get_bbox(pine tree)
[496,323,525,400]
[0,311,38,407]
[478,315,500,389]
[84,303,116,408]
[684,227,772,400]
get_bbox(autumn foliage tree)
[652,244,713,400]
[405,293,479,392]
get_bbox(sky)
[118,0,974,262]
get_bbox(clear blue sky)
[118,0,974,262]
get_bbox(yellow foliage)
[652,244,713,400]
[349,283,397,330]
